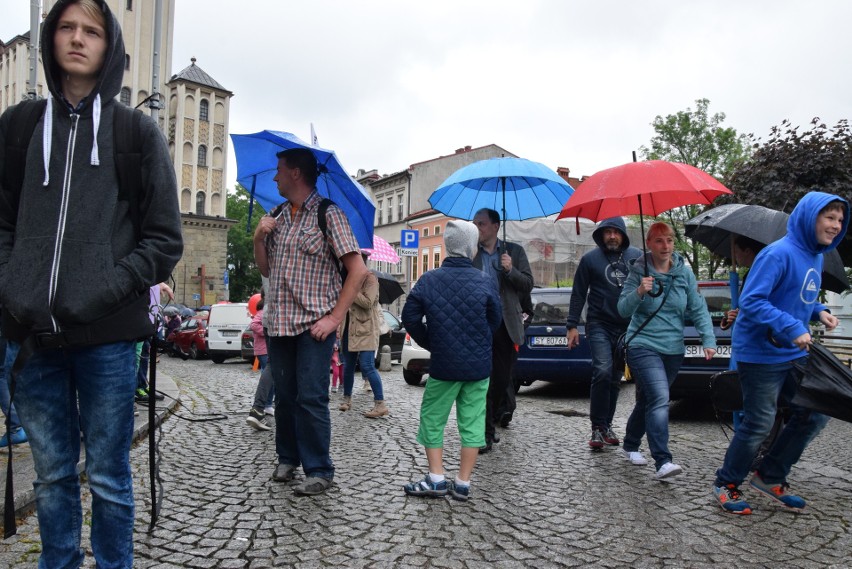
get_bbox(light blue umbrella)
[429,157,574,244]
[230,130,375,248]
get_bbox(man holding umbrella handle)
[254,148,368,497]
[472,208,534,453]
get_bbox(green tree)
[639,98,751,278]
[227,187,263,302]
[728,117,852,265]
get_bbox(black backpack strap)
[113,104,144,241]
[2,99,47,213]
[317,198,347,281]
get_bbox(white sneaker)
[264,406,275,416]
[655,462,683,479]
[621,449,648,465]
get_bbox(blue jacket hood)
[787,191,849,254]
[592,217,631,250]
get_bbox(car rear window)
[530,290,574,325]
[208,305,251,326]
[685,283,731,325]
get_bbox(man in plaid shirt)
[254,148,368,496]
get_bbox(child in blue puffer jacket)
[401,220,502,501]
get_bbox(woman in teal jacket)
[617,222,717,479]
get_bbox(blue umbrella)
[230,130,376,248]
[429,157,574,244]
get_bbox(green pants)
[416,376,488,448]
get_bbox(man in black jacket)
[472,208,534,453]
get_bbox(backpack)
[3,98,145,238]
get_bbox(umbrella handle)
[647,278,664,298]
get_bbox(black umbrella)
[792,342,852,423]
[372,270,405,305]
[685,203,849,293]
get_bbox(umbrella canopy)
[372,270,405,305]
[684,203,849,293]
[363,235,400,264]
[792,342,852,423]
[557,160,732,222]
[558,160,733,285]
[230,130,375,248]
[429,157,574,222]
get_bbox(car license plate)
[531,336,567,347]
[222,330,239,337]
[685,344,731,358]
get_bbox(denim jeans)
[0,336,23,433]
[586,322,624,429]
[5,340,137,569]
[623,347,683,469]
[252,364,275,412]
[268,332,335,479]
[714,358,828,487]
[340,333,384,400]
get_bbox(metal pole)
[150,0,164,120]
[27,0,41,100]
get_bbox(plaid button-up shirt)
[264,191,360,336]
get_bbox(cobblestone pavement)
[1,357,850,568]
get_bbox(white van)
[207,303,252,363]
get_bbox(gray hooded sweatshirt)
[0,0,183,342]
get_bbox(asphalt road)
[1,356,850,568]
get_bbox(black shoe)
[478,440,493,454]
[499,412,513,428]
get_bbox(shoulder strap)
[316,197,347,281]
[2,99,47,208]
[112,104,145,241]
[624,280,671,347]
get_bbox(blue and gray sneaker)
[404,474,448,497]
[449,480,470,501]
[750,473,806,511]
[712,483,752,515]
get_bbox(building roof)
[1,31,30,51]
[409,143,515,169]
[169,58,232,94]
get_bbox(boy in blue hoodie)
[401,220,502,501]
[713,191,848,515]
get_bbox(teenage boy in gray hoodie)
[401,220,502,501]
[0,1,182,565]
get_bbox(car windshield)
[530,290,573,325]
[686,284,731,326]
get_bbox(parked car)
[399,282,734,397]
[514,287,593,387]
[669,281,733,399]
[401,334,430,386]
[241,325,255,362]
[168,316,208,360]
[379,310,406,363]
[207,303,252,363]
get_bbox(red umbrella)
[557,159,733,290]
[557,160,732,222]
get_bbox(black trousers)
[485,322,518,440]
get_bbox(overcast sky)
[3,0,851,189]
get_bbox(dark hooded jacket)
[566,217,642,330]
[0,0,183,343]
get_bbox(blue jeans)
[714,358,828,487]
[624,347,682,470]
[5,340,137,569]
[586,322,624,429]
[268,332,335,479]
[341,333,384,400]
[0,336,24,433]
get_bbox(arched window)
[124,54,130,70]
[199,99,209,122]
[119,87,130,106]
[195,192,206,215]
[198,145,207,167]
